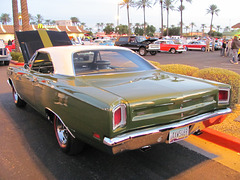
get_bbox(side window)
[118,37,129,42]
[31,52,54,74]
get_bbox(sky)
[0,0,239,33]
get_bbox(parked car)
[154,39,186,54]
[185,41,206,52]
[7,30,231,155]
[5,40,16,52]
[115,36,160,56]
[0,39,11,65]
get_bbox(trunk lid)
[80,70,218,129]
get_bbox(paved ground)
[146,50,240,74]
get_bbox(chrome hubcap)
[56,120,68,146]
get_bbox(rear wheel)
[201,47,206,52]
[150,51,157,56]
[54,115,84,155]
[12,87,26,107]
[170,48,176,54]
[139,47,147,56]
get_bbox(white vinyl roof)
[36,45,131,76]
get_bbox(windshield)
[136,36,147,42]
[73,50,155,75]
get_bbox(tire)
[4,61,10,65]
[150,51,157,56]
[12,87,26,107]
[201,47,206,52]
[139,47,147,56]
[170,48,176,54]
[54,115,84,155]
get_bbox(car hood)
[78,69,220,129]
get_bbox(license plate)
[169,126,189,144]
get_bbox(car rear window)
[73,50,155,75]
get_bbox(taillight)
[113,104,126,130]
[218,89,230,104]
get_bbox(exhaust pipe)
[140,145,151,152]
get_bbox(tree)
[21,0,31,31]
[190,22,196,36]
[70,17,80,26]
[201,24,206,36]
[185,25,190,34]
[35,14,44,24]
[100,23,104,31]
[164,0,174,36]
[135,0,152,35]
[216,25,221,32]
[12,0,20,52]
[115,25,129,35]
[104,24,114,34]
[207,4,220,34]
[96,23,100,32]
[176,0,192,36]
[146,25,156,36]
[155,0,164,37]
[120,0,134,35]
[0,13,11,24]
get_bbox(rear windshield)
[72,50,155,75]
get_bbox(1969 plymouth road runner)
[7,30,231,155]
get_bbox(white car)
[0,39,11,65]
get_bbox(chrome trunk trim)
[103,108,231,147]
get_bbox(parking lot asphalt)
[146,50,240,74]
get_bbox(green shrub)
[10,52,24,62]
[193,68,240,107]
[159,64,199,76]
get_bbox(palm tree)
[12,0,20,52]
[216,25,221,32]
[135,0,152,35]
[190,22,196,36]
[20,0,30,31]
[70,17,80,26]
[185,25,190,34]
[201,24,206,36]
[120,0,134,35]
[177,0,192,36]
[36,14,44,24]
[100,23,104,31]
[164,0,174,36]
[0,13,11,24]
[207,4,219,34]
[96,23,100,32]
[155,0,164,36]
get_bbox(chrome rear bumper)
[103,108,231,154]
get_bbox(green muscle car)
[7,30,231,155]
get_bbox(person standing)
[211,38,215,52]
[221,39,227,56]
[230,36,240,64]
[226,39,232,57]
[206,38,210,52]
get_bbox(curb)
[10,60,24,66]
[198,128,240,153]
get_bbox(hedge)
[148,61,240,108]
[193,68,240,106]
[10,52,24,62]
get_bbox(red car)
[5,40,15,52]
[154,40,186,54]
[185,41,206,52]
